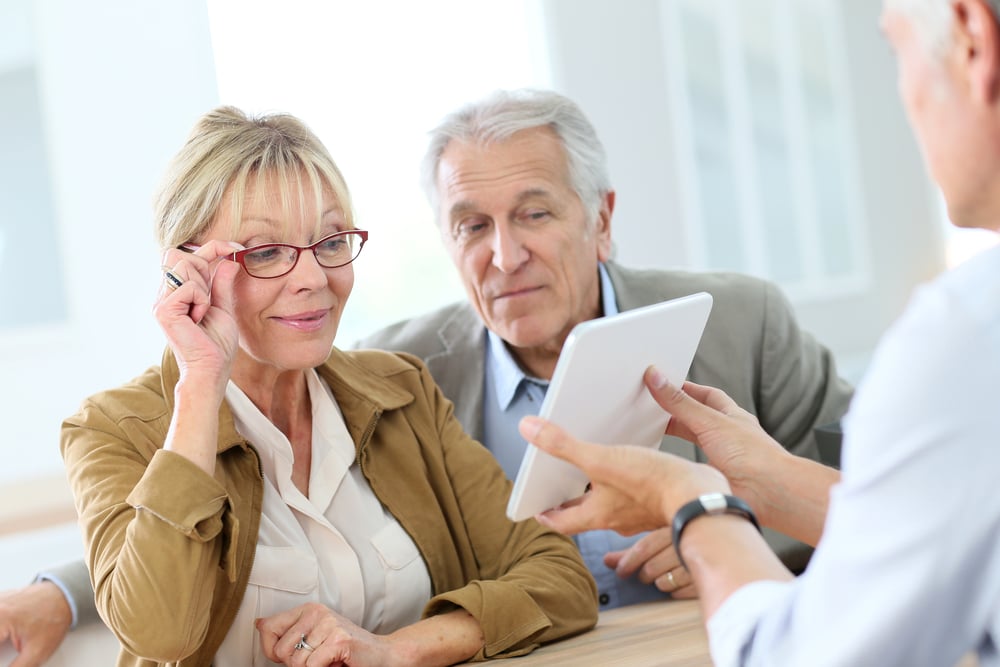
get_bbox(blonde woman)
[61,106,596,667]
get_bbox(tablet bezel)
[505,291,714,521]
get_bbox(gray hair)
[887,0,1000,53]
[419,88,612,226]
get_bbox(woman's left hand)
[257,603,392,667]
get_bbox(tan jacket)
[61,347,597,667]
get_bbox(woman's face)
[203,171,354,377]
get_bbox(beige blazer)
[61,348,596,665]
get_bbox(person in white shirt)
[518,1,1000,664]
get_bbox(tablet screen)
[506,292,713,521]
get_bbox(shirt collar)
[486,262,619,410]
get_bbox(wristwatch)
[672,492,760,570]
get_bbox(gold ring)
[667,569,678,590]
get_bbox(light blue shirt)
[482,263,671,610]
[710,245,1000,666]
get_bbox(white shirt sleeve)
[704,250,1000,667]
[708,580,795,665]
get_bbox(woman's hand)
[257,604,484,667]
[256,603,391,667]
[154,241,242,390]
[154,241,244,475]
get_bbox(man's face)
[882,2,994,227]
[435,127,613,371]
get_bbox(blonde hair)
[153,106,354,248]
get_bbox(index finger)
[519,416,602,474]
[161,240,242,286]
[177,239,244,263]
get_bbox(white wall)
[0,0,947,500]
[0,0,218,487]
[538,0,945,381]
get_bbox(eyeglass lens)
[240,231,364,278]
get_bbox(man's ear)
[953,0,1000,103]
[595,190,615,262]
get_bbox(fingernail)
[648,365,668,389]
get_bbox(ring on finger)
[294,634,315,651]
[666,569,679,591]
[162,267,184,291]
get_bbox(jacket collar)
[604,260,671,311]
[158,346,414,456]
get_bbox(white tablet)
[506,292,713,521]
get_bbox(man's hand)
[604,528,697,599]
[521,417,729,536]
[0,581,73,667]
[654,371,801,527]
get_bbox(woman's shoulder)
[82,365,165,407]
[65,364,170,432]
[335,347,428,375]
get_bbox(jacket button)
[598,593,610,605]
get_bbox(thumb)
[603,549,625,569]
[9,646,45,667]
[644,366,719,439]
[210,259,241,315]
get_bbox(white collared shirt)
[215,369,431,666]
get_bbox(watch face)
[699,493,728,513]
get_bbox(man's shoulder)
[609,262,777,310]
[354,300,483,357]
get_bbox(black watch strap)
[672,493,760,571]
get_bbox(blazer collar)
[158,346,414,456]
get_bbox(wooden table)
[478,600,711,666]
[469,599,981,667]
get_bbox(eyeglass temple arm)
[178,243,242,261]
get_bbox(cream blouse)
[215,369,431,666]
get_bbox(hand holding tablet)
[506,292,713,521]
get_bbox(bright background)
[0,0,995,577]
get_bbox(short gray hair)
[887,0,1000,53]
[420,88,612,226]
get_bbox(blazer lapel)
[424,305,489,442]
